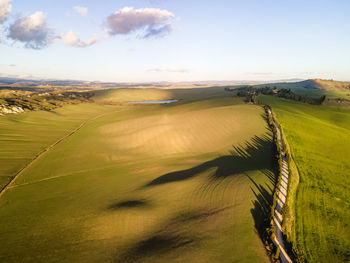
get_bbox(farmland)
[258,95,350,262]
[0,88,276,263]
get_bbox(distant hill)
[1,76,349,94]
[0,77,305,89]
[255,79,350,95]
[297,79,350,91]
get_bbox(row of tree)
[226,86,326,105]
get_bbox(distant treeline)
[226,86,326,105]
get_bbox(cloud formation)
[8,11,51,49]
[148,67,190,73]
[106,7,174,38]
[61,30,98,47]
[73,6,88,17]
[2,5,175,50]
[144,24,172,38]
[0,0,12,24]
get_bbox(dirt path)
[0,112,111,199]
[269,108,293,263]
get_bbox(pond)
[127,100,178,104]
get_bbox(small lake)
[127,100,178,104]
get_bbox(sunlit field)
[0,89,276,263]
[258,95,350,262]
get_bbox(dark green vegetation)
[258,95,350,262]
[0,87,276,263]
[227,79,350,106]
[255,79,350,100]
[228,86,326,105]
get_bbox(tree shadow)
[261,169,277,187]
[108,199,151,210]
[114,207,227,263]
[118,132,277,260]
[173,207,230,222]
[141,133,277,251]
[144,134,273,187]
[245,173,276,244]
[123,234,193,261]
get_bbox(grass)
[0,103,114,190]
[257,95,350,262]
[280,126,300,255]
[0,89,276,263]
[93,88,173,103]
[93,86,234,104]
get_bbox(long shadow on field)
[143,133,277,249]
[246,171,276,244]
[144,135,273,187]
[108,199,150,210]
[114,207,227,263]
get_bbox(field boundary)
[276,117,304,262]
[264,105,293,263]
[0,111,111,199]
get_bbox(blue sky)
[0,0,349,82]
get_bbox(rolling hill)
[0,88,276,263]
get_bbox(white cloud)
[0,0,12,24]
[106,7,174,38]
[61,30,98,47]
[73,6,88,17]
[8,11,51,49]
[148,67,190,73]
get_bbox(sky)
[0,0,349,82]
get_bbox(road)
[270,108,293,263]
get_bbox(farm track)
[270,108,293,263]
[0,111,114,199]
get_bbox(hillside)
[0,89,275,263]
[253,79,350,101]
[0,89,93,115]
[255,79,349,92]
[297,79,350,91]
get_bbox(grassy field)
[258,95,350,262]
[92,86,235,104]
[93,88,174,103]
[0,88,276,263]
[0,103,115,190]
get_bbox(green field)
[0,103,114,190]
[0,88,276,262]
[258,95,350,262]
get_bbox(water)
[127,100,178,104]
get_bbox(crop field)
[258,95,350,262]
[0,89,276,263]
[93,88,174,103]
[0,103,115,190]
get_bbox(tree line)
[226,86,326,105]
